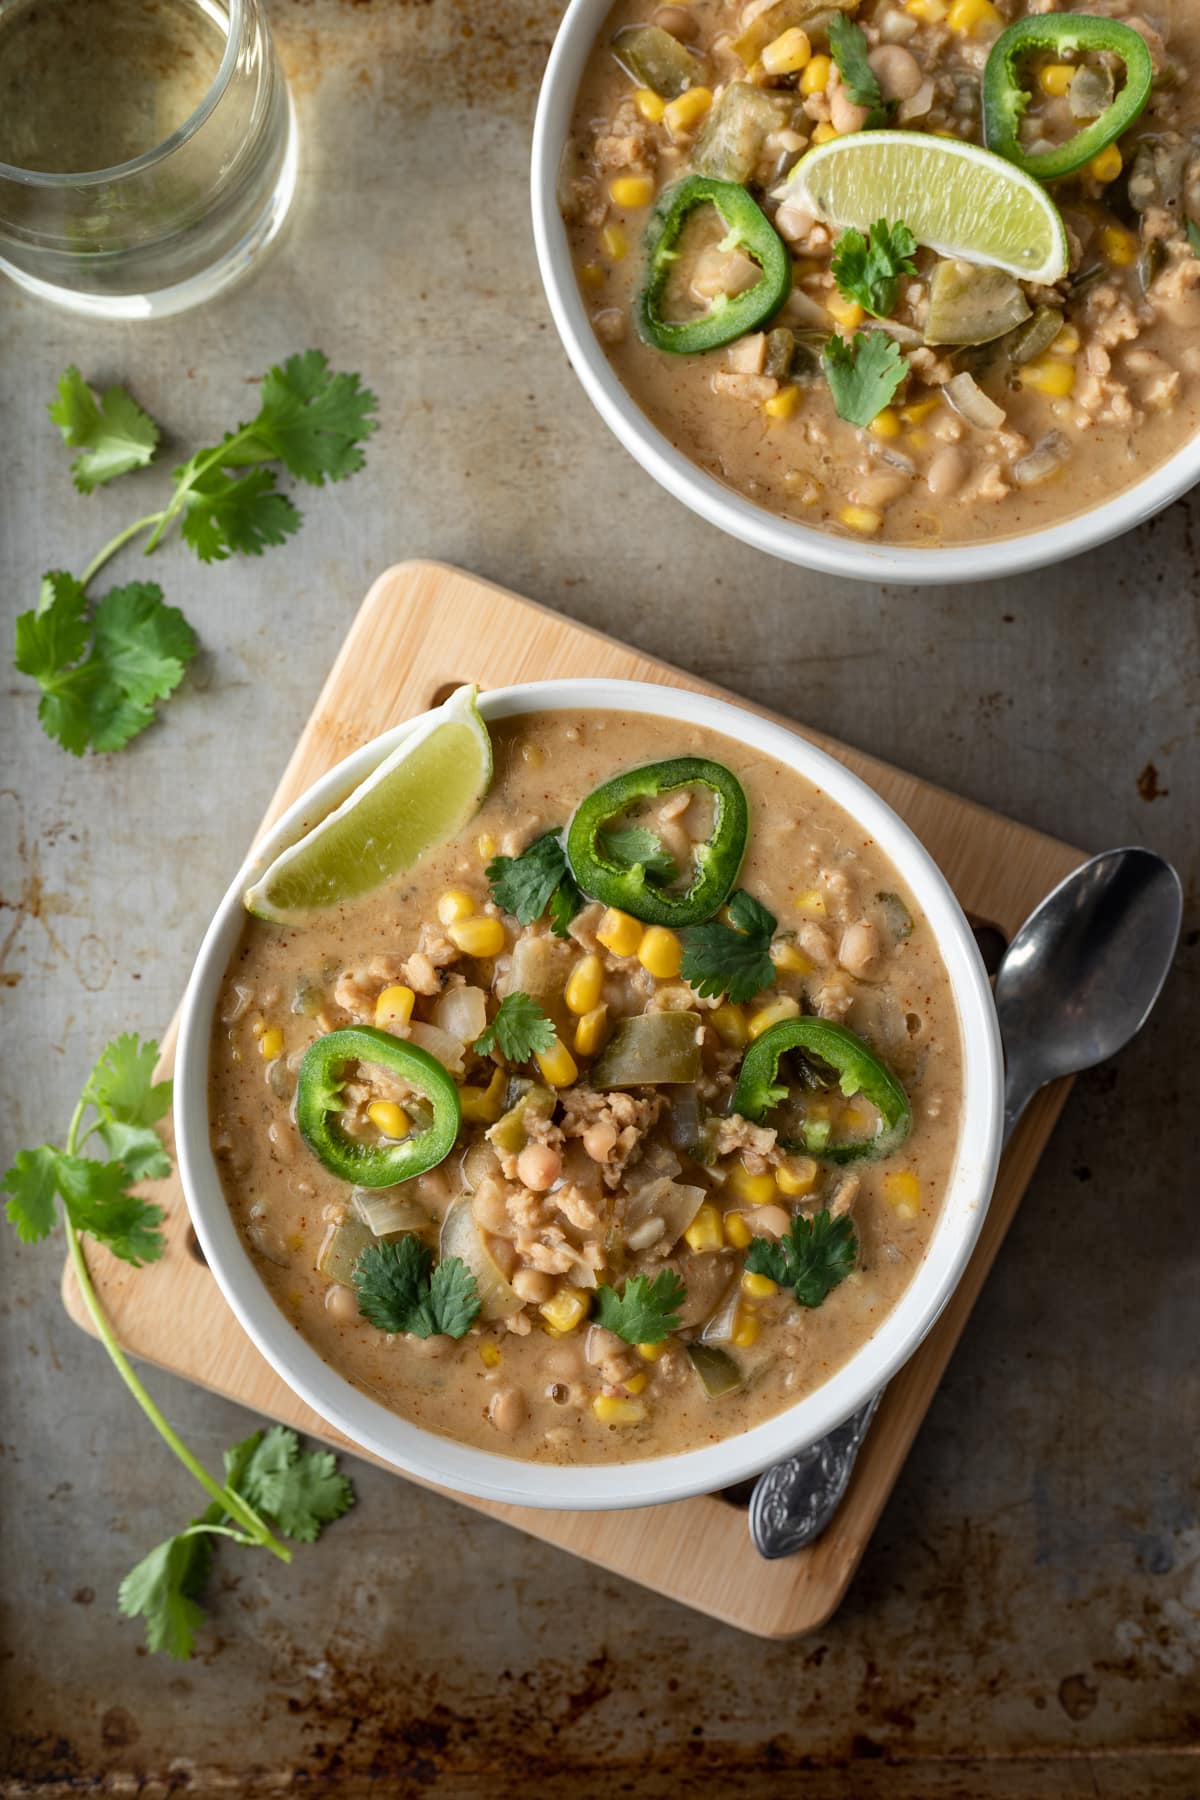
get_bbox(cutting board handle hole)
[429,680,469,706]
[969,920,1008,974]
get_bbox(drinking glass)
[0,0,297,319]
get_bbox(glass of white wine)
[0,0,297,318]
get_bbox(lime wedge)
[244,685,492,923]
[776,130,1069,285]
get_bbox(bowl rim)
[529,0,1200,586]
[175,677,1003,1509]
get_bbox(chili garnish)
[732,1017,912,1163]
[982,14,1153,183]
[635,175,791,355]
[296,1026,461,1188]
[566,755,748,927]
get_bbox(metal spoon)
[749,847,1182,1560]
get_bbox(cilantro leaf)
[832,220,918,321]
[745,1209,858,1308]
[828,13,886,119]
[1187,219,1200,258]
[680,888,777,1003]
[487,831,571,925]
[238,1426,354,1543]
[48,366,160,494]
[118,1531,212,1661]
[547,865,584,938]
[600,825,679,883]
[82,1033,172,1181]
[54,1154,166,1265]
[823,331,909,429]
[177,461,302,563]
[353,1237,481,1338]
[474,992,557,1063]
[244,351,380,486]
[2,1146,62,1243]
[594,1269,687,1344]
[91,583,198,706]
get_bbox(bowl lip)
[529,0,1200,586]
[175,676,1004,1510]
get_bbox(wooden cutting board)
[62,561,1083,1639]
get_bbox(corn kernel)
[839,504,884,535]
[623,1369,650,1396]
[579,262,605,290]
[1037,62,1075,98]
[723,1212,753,1250]
[596,907,643,957]
[366,1100,409,1139]
[764,384,801,422]
[742,1270,778,1299]
[566,952,604,1015]
[776,1156,818,1197]
[731,1307,761,1348]
[684,1202,724,1253]
[258,1026,284,1060]
[901,398,941,425]
[762,25,811,75]
[946,0,1002,35]
[479,1341,502,1369]
[811,121,839,144]
[638,926,684,979]
[536,1036,579,1088]
[869,407,902,439]
[375,983,415,1030]
[601,222,627,261]
[540,1285,591,1333]
[710,1003,748,1049]
[633,86,666,123]
[447,915,506,957]
[770,940,813,975]
[905,0,947,18]
[748,994,801,1039]
[727,1164,778,1208]
[637,1339,668,1361]
[437,888,476,925]
[1098,223,1138,266]
[826,293,864,330]
[1088,144,1122,184]
[794,887,827,917]
[459,1065,507,1124]
[664,85,713,136]
[476,831,497,860]
[573,1004,609,1059]
[884,1170,921,1212]
[1020,357,1076,397]
[1051,321,1081,356]
[609,172,656,209]
[592,1394,646,1425]
[800,52,831,95]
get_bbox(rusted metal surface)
[0,0,1197,1792]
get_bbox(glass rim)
[0,0,244,187]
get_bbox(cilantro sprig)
[486,830,582,937]
[2,1035,355,1659]
[823,331,909,429]
[832,220,918,321]
[594,1269,687,1344]
[474,991,557,1063]
[745,1209,858,1308]
[828,14,888,123]
[353,1236,481,1337]
[120,1427,353,1660]
[18,353,377,755]
[680,889,777,1004]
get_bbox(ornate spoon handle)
[748,1391,883,1559]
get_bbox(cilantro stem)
[142,424,261,554]
[63,1100,290,1564]
[80,513,166,590]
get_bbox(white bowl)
[175,678,1003,1509]
[530,0,1200,585]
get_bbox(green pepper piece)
[635,176,792,356]
[566,755,748,926]
[732,1018,911,1164]
[612,24,701,99]
[982,15,1153,182]
[590,1011,703,1089]
[296,1026,461,1189]
[687,1342,743,1397]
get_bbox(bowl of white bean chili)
[532,0,1200,581]
[175,678,1002,1508]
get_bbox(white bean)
[867,43,924,100]
[926,445,969,499]
[517,1142,562,1191]
[488,1387,528,1434]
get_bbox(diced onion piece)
[352,1187,430,1237]
[623,1177,707,1253]
[898,77,934,122]
[433,984,487,1045]
[440,1198,523,1320]
[942,371,1007,431]
[460,1139,501,1191]
[406,1020,466,1075]
[700,1286,741,1345]
[1012,430,1072,486]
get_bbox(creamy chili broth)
[562,0,1200,546]
[209,712,962,1464]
